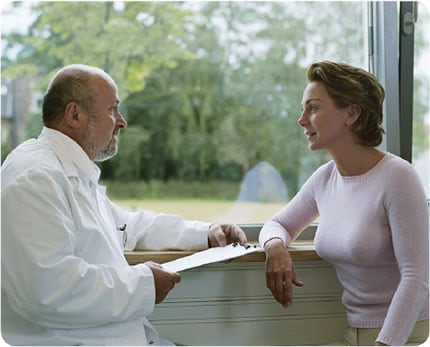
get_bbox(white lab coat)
[1,127,210,346]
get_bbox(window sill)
[124,240,319,265]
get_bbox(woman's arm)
[259,166,322,307]
[376,162,429,346]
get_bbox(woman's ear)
[64,102,83,129]
[346,104,361,126]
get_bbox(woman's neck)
[329,145,385,177]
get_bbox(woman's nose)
[298,110,307,127]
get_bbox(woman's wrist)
[263,236,284,249]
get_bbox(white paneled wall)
[149,260,347,345]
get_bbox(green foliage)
[2,1,196,98]
[1,141,12,164]
[26,112,44,139]
[107,126,149,180]
[102,179,240,201]
[2,1,428,197]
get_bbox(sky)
[1,1,35,34]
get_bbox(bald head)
[42,64,115,128]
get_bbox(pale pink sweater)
[259,153,429,345]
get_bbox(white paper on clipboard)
[162,243,263,272]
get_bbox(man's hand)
[145,261,181,304]
[264,238,304,307]
[208,223,247,247]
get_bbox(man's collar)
[38,127,101,184]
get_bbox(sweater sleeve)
[259,164,323,247]
[376,162,429,345]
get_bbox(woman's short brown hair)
[306,60,385,146]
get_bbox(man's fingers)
[172,272,181,284]
[227,224,247,244]
[216,231,227,247]
[146,262,182,304]
[235,227,248,243]
[210,224,247,246]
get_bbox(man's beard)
[83,118,119,162]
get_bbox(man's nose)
[117,112,127,128]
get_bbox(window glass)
[105,1,368,224]
[1,2,368,223]
[412,2,430,198]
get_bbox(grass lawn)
[113,198,285,224]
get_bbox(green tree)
[202,2,360,192]
[117,15,228,182]
[3,1,427,198]
[2,1,196,98]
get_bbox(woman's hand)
[264,238,304,307]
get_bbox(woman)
[259,61,428,346]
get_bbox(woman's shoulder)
[381,152,419,176]
[379,152,424,190]
[303,160,337,189]
[312,160,337,179]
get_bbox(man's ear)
[346,104,361,126]
[64,102,83,129]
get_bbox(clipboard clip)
[232,242,257,250]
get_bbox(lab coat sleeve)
[106,199,211,252]
[1,172,156,329]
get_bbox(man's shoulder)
[2,139,65,190]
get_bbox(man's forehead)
[92,76,119,101]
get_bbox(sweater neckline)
[336,152,390,182]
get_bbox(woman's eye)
[301,103,318,114]
[308,104,317,112]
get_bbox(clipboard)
[162,243,263,272]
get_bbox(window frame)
[370,1,401,157]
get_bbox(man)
[1,64,247,345]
